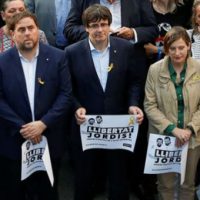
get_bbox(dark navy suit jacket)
[66,37,141,115]
[0,43,72,159]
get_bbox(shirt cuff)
[129,28,138,44]
[164,124,176,135]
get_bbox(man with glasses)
[65,4,143,200]
[64,1,158,199]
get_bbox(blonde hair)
[191,1,200,33]
[151,0,184,13]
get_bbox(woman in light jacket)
[144,26,200,200]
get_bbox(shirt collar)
[168,58,187,76]
[88,38,110,52]
[18,45,39,62]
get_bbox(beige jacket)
[144,56,200,148]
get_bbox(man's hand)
[114,27,134,40]
[31,135,42,144]
[20,121,47,143]
[144,43,158,56]
[172,128,192,147]
[75,107,86,125]
[128,106,144,125]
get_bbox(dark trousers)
[0,155,60,200]
[72,146,130,200]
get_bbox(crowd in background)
[1,0,200,200]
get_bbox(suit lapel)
[34,44,48,101]
[11,48,31,110]
[105,38,119,93]
[82,40,105,93]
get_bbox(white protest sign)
[144,133,188,184]
[80,115,139,152]
[21,136,54,186]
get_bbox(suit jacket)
[24,0,56,46]
[0,43,72,159]
[66,37,141,115]
[24,0,71,47]
[64,0,158,45]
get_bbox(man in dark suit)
[64,1,158,199]
[0,11,72,200]
[65,4,143,200]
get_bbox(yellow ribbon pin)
[192,74,200,81]
[128,116,134,125]
[38,77,45,85]
[107,63,114,72]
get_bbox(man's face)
[12,17,39,52]
[86,19,110,46]
[1,0,25,24]
[164,138,171,146]
[157,139,163,147]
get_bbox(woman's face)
[195,5,200,26]
[168,38,190,66]
[1,0,25,25]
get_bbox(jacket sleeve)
[24,0,35,13]
[127,44,142,107]
[187,107,200,136]
[40,54,73,127]
[0,68,25,131]
[63,0,88,44]
[144,65,174,134]
[134,0,158,44]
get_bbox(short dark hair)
[8,10,39,31]
[163,26,191,54]
[82,4,112,27]
[164,136,170,141]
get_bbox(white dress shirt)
[19,48,39,121]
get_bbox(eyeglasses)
[88,23,109,30]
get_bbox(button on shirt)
[89,39,110,91]
[19,48,39,121]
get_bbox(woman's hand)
[172,127,192,147]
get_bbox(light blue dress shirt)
[89,39,110,92]
[100,0,121,31]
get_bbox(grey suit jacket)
[25,0,56,45]
[25,0,71,47]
